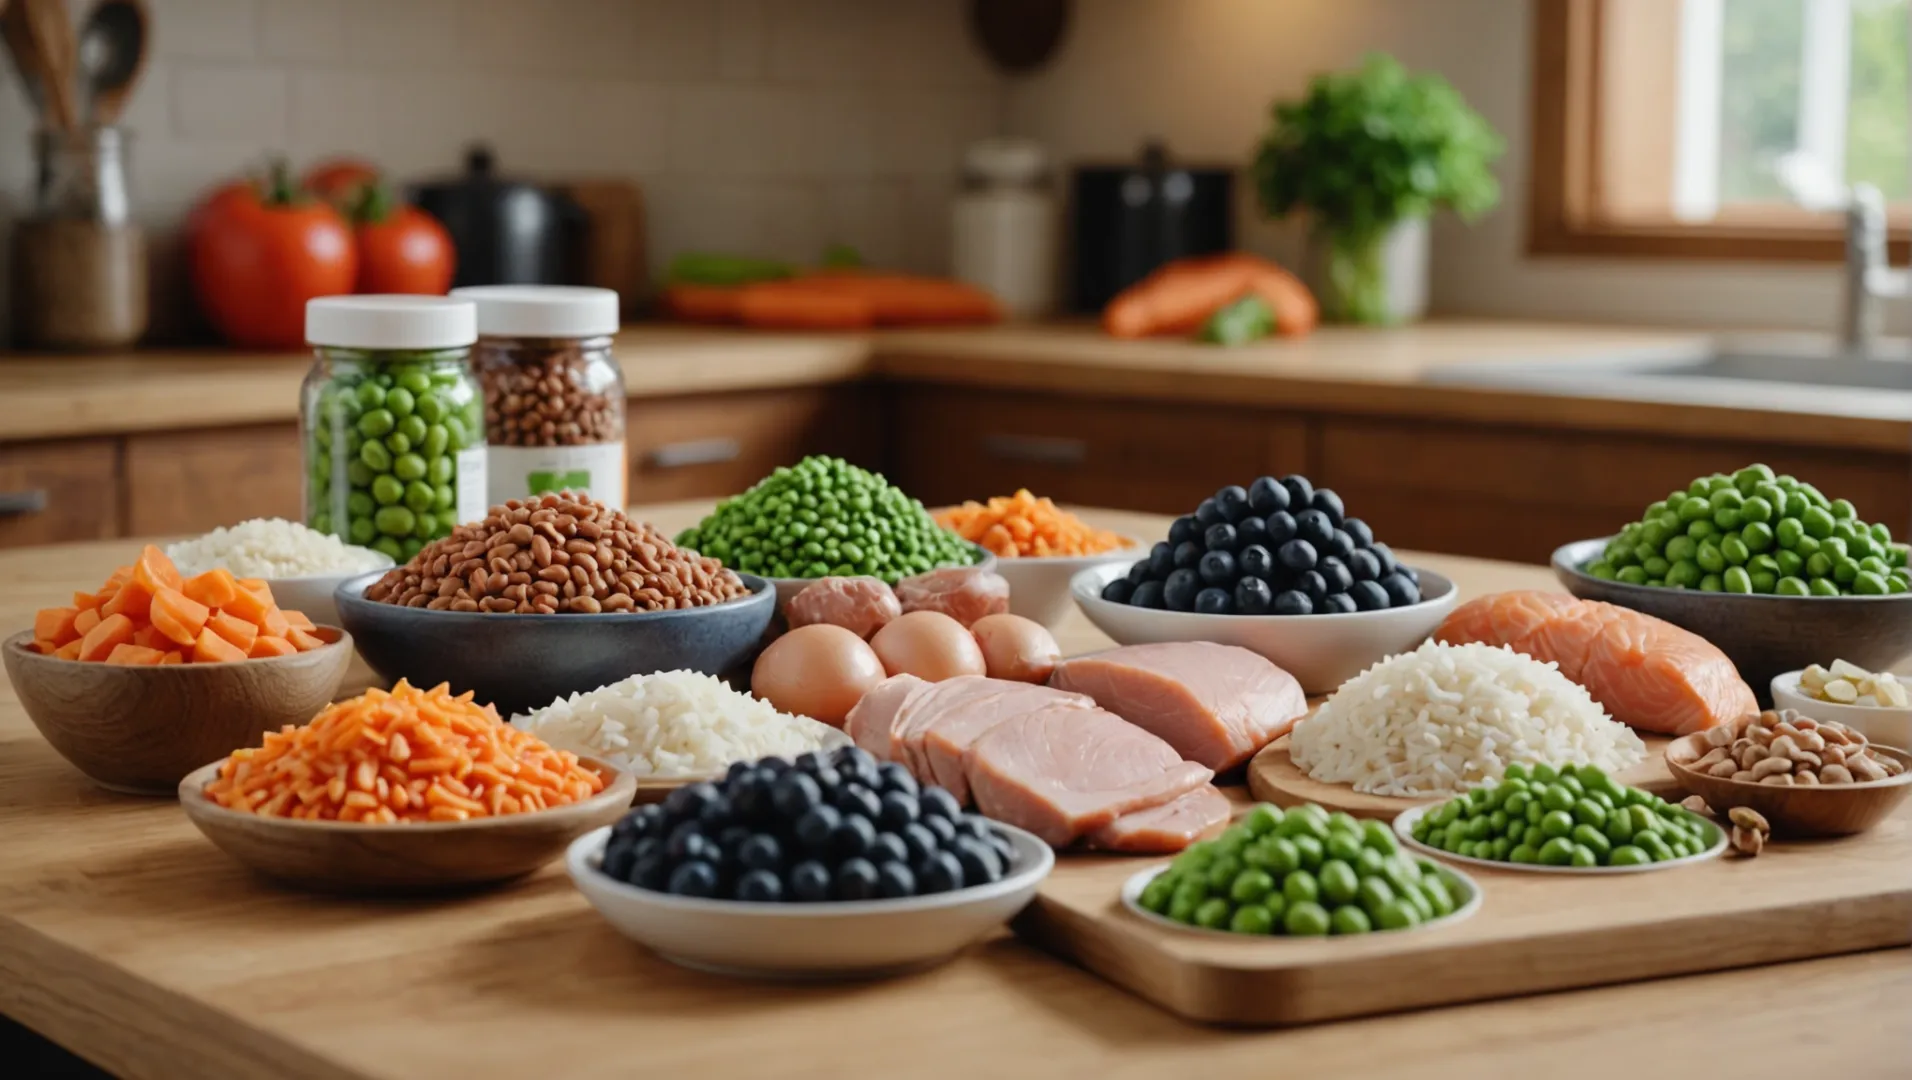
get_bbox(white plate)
[1070,562,1460,695]
[1392,803,1726,875]
[1771,669,1912,752]
[567,820,1054,979]
[1120,860,1483,938]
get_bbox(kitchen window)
[1530,0,1911,261]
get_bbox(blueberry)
[835,782,883,821]
[1295,509,1335,547]
[1281,474,1314,509]
[724,760,755,786]
[1321,591,1358,614]
[697,793,734,830]
[1348,549,1382,582]
[665,821,710,861]
[901,822,940,861]
[1318,556,1353,594]
[834,858,879,901]
[988,832,1016,867]
[1369,542,1399,577]
[663,781,720,823]
[1100,577,1135,604]
[630,836,661,864]
[1381,572,1422,607]
[728,777,770,822]
[1235,576,1274,614]
[1265,511,1297,545]
[1124,558,1151,585]
[613,804,658,840]
[832,745,876,771]
[789,860,832,902]
[919,787,963,820]
[1277,539,1317,572]
[601,840,637,881]
[629,853,668,890]
[809,765,841,793]
[1171,540,1203,570]
[1167,515,1201,546]
[717,823,752,853]
[770,772,821,818]
[1296,569,1328,604]
[1273,590,1314,616]
[756,756,790,775]
[667,860,720,897]
[869,831,910,865]
[1248,476,1290,515]
[1129,580,1165,608]
[917,851,966,894]
[831,814,877,860]
[1327,529,1356,561]
[795,804,842,849]
[877,762,918,797]
[1343,517,1374,548]
[1238,544,1275,580]
[1311,488,1345,526]
[1194,588,1232,614]
[1215,485,1250,523]
[1349,579,1390,611]
[1146,541,1175,578]
[954,837,1004,884]
[877,790,919,830]
[1236,515,1269,549]
[958,815,994,842]
[876,861,917,898]
[735,868,783,902]
[1203,522,1238,552]
[794,751,830,775]
[1402,565,1421,585]
[1195,498,1225,526]
[1198,549,1236,586]
[1162,568,1201,612]
[738,832,783,872]
[923,815,958,845]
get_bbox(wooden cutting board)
[1016,796,1912,1026]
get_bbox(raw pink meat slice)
[894,567,1010,627]
[963,706,1213,847]
[844,673,928,758]
[1086,786,1232,853]
[889,676,998,778]
[1049,642,1307,771]
[917,682,1095,802]
[786,576,900,639]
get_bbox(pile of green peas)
[674,455,979,583]
[1135,802,1470,936]
[305,349,485,563]
[1586,463,1909,596]
[1408,763,1716,868]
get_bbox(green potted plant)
[1253,54,1503,325]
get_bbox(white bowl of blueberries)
[568,746,1055,980]
[1071,474,1460,694]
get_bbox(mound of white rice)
[167,518,388,579]
[511,670,848,777]
[1289,641,1647,796]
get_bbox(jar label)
[487,442,627,508]
[456,448,490,523]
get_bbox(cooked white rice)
[1289,640,1646,797]
[511,670,849,777]
[167,518,388,579]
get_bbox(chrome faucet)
[1843,183,1908,356]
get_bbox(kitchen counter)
[6,320,1905,452]
[1,503,1905,1080]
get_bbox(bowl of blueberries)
[567,746,1055,980]
[1070,474,1459,693]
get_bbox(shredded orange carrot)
[202,680,607,823]
[936,489,1132,558]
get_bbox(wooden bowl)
[1664,732,1912,837]
[178,756,639,893]
[2,628,354,795]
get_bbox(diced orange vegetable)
[104,566,133,590]
[132,624,168,650]
[157,651,184,664]
[191,626,249,664]
[936,488,1131,558]
[219,583,271,626]
[150,587,210,647]
[54,639,85,660]
[249,635,298,658]
[31,638,54,654]
[105,643,166,665]
[102,580,154,620]
[131,545,184,594]
[78,613,136,662]
[207,610,260,654]
[259,606,291,638]
[285,627,327,652]
[182,568,241,610]
[34,607,80,646]
[73,589,103,611]
[238,578,274,604]
[283,609,316,631]
[73,607,103,638]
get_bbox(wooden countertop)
[1,504,1905,1079]
[7,320,1908,453]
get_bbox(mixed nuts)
[1689,709,1904,787]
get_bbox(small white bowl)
[991,546,1142,627]
[566,820,1054,979]
[264,555,396,627]
[1070,563,1460,695]
[1771,669,1912,751]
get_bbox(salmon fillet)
[1086,785,1232,853]
[916,682,1096,803]
[1435,590,1755,735]
[844,673,928,758]
[1048,642,1308,770]
[963,706,1213,846]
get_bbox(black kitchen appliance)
[1069,141,1233,313]
[411,145,585,289]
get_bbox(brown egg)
[751,623,886,728]
[870,610,987,682]
[970,613,1061,683]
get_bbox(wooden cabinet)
[890,386,1309,514]
[0,438,119,547]
[125,424,304,536]
[627,387,884,504]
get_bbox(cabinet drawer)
[0,438,119,547]
[892,387,1307,514]
[126,424,304,536]
[628,387,883,504]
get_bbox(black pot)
[410,145,585,288]
[1069,141,1232,313]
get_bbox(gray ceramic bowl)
[334,571,776,718]
[1553,538,1912,703]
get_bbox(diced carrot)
[191,626,250,664]
[238,578,274,603]
[182,568,241,610]
[132,624,168,650]
[34,607,81,646]
[54,639,85,660]
[31,638,54,654]
[131,545,184,594]
[103,565,133,591]
[104,643,166,665]
[101,580,154,620]
[73,589,103,611]
[285,627,327,652]
[220,583,271,626]
[73,607,102,638]
[157,651,184,664]
[207,610,259,654]
[282,609,316,631]
[78,613,136,662]
[259,606,291,638]
[150,587,210,647]
[249,635,298,659]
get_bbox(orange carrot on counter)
[662,283,747,323]
[733,278,876,330]
[669,271,1004,330]
[1102,253,1317,339]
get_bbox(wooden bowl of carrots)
[3,546,354,795]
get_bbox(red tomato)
[301,158,381,212]
[355,202,456,295]
[188,167,356,349]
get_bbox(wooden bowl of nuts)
[1665,709,1912,837]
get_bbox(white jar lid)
[450,285,621,338]
[306,295,477,350]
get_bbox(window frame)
[1527,0,1911,262]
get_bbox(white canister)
[952,138,1057,320]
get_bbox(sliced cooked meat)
[1048,642,1307,771]
[1086,785,1232,853]
[963,706,1213,846]
[844,673,928,758]
[917,682,1094,802]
